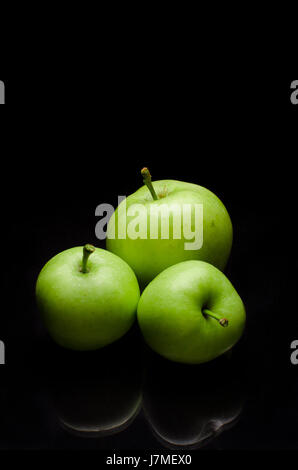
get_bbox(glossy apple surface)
[36,246,140,350]
[137,260,245,364]
[107,178,232,287]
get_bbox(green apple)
[36,245,140,350]
[107,168,233,288]
[137,260,245,364]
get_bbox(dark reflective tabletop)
[0,323,297,451]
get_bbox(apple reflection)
[47,342,142,438]
[142,354,246,449]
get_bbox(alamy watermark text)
[0,340,5,364]
[95,196,203,250]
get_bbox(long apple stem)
[141,167,158,200]
[81,244,95,273]
[203,309,229,327]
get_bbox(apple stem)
[81,244,95,273]
[203,309,229,327]
[141,167,158,201]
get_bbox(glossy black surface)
[0,325,297,450]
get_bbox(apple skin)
[36,247,140,350]
[107,180,233,287]
[137,260,245,364]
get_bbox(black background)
[0,50,297,459]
